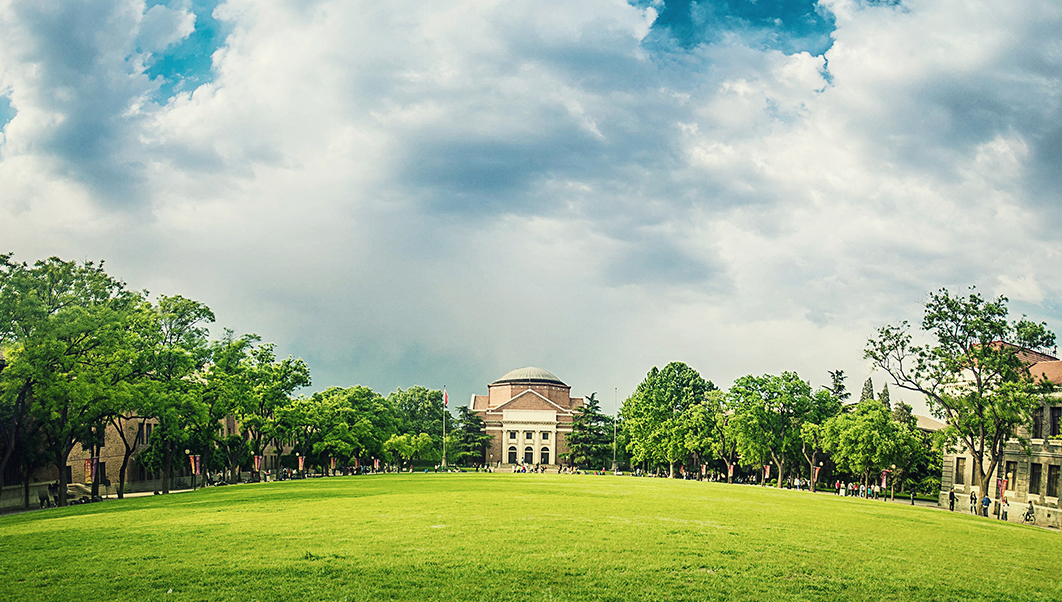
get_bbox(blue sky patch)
[636,0,836,56]
[0,94,13,132]
[144,0,227,101]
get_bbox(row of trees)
[601,361,934,491]
[0,255,490,507]
[569,288,1054,496]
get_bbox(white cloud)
[1,0,1061,415]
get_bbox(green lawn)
[0,474,1058,601]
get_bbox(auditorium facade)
[469,367,584,467]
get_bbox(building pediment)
[492,388,572,414]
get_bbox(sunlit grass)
[1,474,1058,601]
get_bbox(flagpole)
[442,386,447,468]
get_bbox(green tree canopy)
[865,287,1055,496]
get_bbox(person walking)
[981,493,991,517]
[1001,498,1009,521]
[970,491,977,514]
[948,489,956,511]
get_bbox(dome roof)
[491,367,566,386]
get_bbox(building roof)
[1030,361,1062,385]
[915,415,946,433]
[491,367,566,386]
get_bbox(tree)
[0,256,139,506]
[865,287,1055,497]
[566,392,614,469]
[859,378,875,404]
[621,362,714,478]
[799,388,843,492]
[822,395,921,491]
[450,405,491,466]
[879,383,891,410]
[729,372,813,488]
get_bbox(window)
[541,432,549,441]
[954,457,966,485]
[1048,465,1060,498]
[1032,407,1044,439]
[136,422,145,445]
[1005,461,1016,491]
[524,447,534,464]
[508,431,516,440]
[1030,463,1042,495]
[1051,407,1061,437]
[540,448,550,465]
[525,431,533,441]
[146,423,153,442]
[507,446,517,464]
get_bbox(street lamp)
[184,449,197,491]
[890,463,896,502]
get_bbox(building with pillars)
[939,347,1062,527]
[470,367,584,467]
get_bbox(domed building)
[470,367,584,467]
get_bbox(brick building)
[939,348,1062,527]
[470,367,584,467]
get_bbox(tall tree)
[0,256,138,505]
[859,378,875,404]
[621,362,714,478]
[799,387,843,492]
[865,287,1055,497]
[729,372,814,488]
[450,405,492,466]
[566,392,614,469]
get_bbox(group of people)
[833,480,886,499]
[946,489,1035,522]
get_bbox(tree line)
[568,288,1055,496]
[3,255,1053,505]
[0,255,488,507]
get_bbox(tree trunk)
[55,456,68,507]
[162,445,172,493]
[118,447,131,499]
[90,443,100,498]
[669,462,676,479]
[23,467,30,510]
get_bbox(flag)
[443,388,448,407]
[254,455,262,471]
[764,464,771,479]
[85,458,94,484]
[194,455,201,475]
[330,457,336,470]
[298,456,305,471]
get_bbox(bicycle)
[1022,507,1036,525]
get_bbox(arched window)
[540,447,550,465]
[507,446,517,464]
[524,447,534,464]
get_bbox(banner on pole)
[330,457,336,470]
[764,464,771,479]
[189,454,196,475]
[253,455,262,471]
[298,456,305,471]
[374,458,380,470]
[881,471,887,489]
[727,464,734,477]
[814,466,821,481]
[85,458,94,484]
[195,455,201,476]
[443,388,448,407]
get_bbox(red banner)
[85,458,94,484]
[764,464,771,479]
[329,458,336,470]
[814,466,821,481]
[727,464,734,477]
[298,456,305,471]
[189,454,196,475]
[374,458,380,470]
[253,455,262,471]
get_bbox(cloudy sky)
[2,0,1060,414]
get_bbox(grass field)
[0,474,1058,601]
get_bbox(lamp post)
[890,463,896,502]
[185,449,197,491]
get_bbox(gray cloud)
[1,0,1061,416]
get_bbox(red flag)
[298,456,306,471]
[443,388,448,407]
